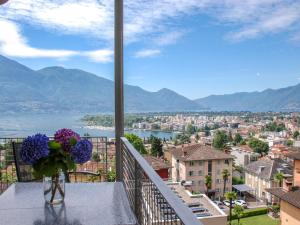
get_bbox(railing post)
[114,0,124,182]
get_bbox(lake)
[0,113,176,139]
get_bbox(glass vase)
[43,171,65,204]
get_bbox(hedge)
[231,208,268,220]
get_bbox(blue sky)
[1,0,300,99]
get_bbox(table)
[0,182,137,225]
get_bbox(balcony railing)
[121,137,200,225]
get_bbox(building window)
[189,161,194,166]
[217,169,221,175]
[199,161,203,166]
[198,180,202,185]
[208,160,212,176]
[191,181,195,185]
[216,179,221,184]
[225,159,229,165]
[189,171,194,176]
[198,170,203,176]
[216,188,220,193]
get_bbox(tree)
[204,175,212,196]
[248,138,269,155]
[287,140,293,147]
[213,130,228,149]
[228,131,233,142]
[222,169,230,197]
[186,123,196,134]
[125,133,147,154]
[293,131,300,139]
[234,133,243,145]
[233,205,244,225]
[274,172,284,187]
[225,192,237,225]
[150,136,163,157]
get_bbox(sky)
[0,0,300,99]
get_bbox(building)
[266,152,300,225]
[168,182,227,225]
[230,145,259,167]
[245,158,293,203]
[143,155,171,180]
[168,144,233,199]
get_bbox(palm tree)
[222,169,230,197]
[204,175,212,196]
[233,205,244,225]
[225,191,237,225]
[274,172,284,187]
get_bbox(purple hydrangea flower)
[20,134,49,165]
[54,128,80,152]
[70,139,93,164]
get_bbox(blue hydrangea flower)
[20,134,49,165]
[70,139,93,164]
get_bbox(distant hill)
[195,85,300,112]
[0,55,203,113]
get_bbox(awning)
[233,184,255,193]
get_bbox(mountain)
[195,85,300,112]
[0,55,203,113]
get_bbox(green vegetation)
[232,215,279,225]
[233,133,243,145]
[225,191,237,225]
[149,135,163,157]
[233,205,244,225]
[213,130,228,149]
[287,139,293,146]
[232,208,268,220]
[107,169,116,182]
[124,133,147,154]
[293,131,300,139]
[204,175,212,196]
[232,177,245,185]
[265,122,285,132]
[274,172,284,187]
[175,133,190,145]
[248,138,269,155]
[222,169,230,197]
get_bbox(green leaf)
[48,141,61,150]
[69,137,77,146]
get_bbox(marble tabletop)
[0,182,137,225]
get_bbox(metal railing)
[121,137,201,225]
[0,137,110,193]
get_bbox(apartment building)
[167,144,233,199]
[230,145,259,167]
[245,158,293,203]
[267,152,300,225]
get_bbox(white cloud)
[0,18,112,62]
[134,49,161,58]
[1,0,300,60]
[0,19,77,58]
[83,49,113,63]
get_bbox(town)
[80,111,300,224]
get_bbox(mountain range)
[0,55,203,113]
[1,54,300,113]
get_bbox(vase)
[43,171,65,204]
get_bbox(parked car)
[213,200,225,209]
[235,200,247,208]
[223,200,235,207]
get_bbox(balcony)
[0,137,201,225]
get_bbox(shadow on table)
[33,203,83,225]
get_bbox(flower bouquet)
[20,128,93,204]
